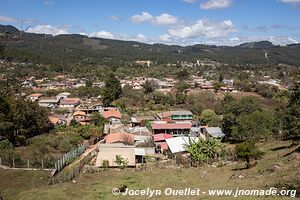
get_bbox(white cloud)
[206,35,298,46]
[279,0,300,3]
[90,31,115,39]
[0,15,17,23]
[130,12,179,25]
[89,31,149,43]
[200,0,232,9]
[44,0,54,6]
[168,19,236,39]
[154,13,179,25]
[109,16,119,21]
[131,12,153,23]
[182,0,197,3]
[26,25,68,35]
[159,34,173,42]
[78,32,88,36]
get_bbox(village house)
[38,98,60,109]
[92,81,105,88]
[27,93,43,102]
[222,79,234,86]
[72,111,90,124]
[95,143,136,167]
[157,110,193,122]
[48,114,67,126]
[220,86,237,93]
[131,115,155,127]
[56,92,71,100]
[165,136,199,154]
[200,84,214,90]
[200,127,225,138]
[104,132,134,145]
[76,104,104,115]
[102,108,122,124]
[134,147,156,163]
[21,80,31,88]
[153,133,173,153]
[157,80,174,89]
[151,122,192,136]
[128,126,151,136]
[135,60,152,67]
[59,98,81,108]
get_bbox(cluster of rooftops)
[26,92,225,168]
[94,109,225,167]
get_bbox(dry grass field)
[0,140,299,200]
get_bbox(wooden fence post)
[41,160,44,169]
[27,159,30,168]
[12,157,15,168]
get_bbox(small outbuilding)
[96,143,136,167]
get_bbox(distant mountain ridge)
[0,25,20,34]
[237,41,275,49]
[1,24,300,68]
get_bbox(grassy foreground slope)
[0,140,299,200]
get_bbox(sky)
[0,0,300,46]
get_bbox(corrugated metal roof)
[171,110,193,116]
[166,137,199,153]
[205,127,225,138]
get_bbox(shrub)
[235,142,263,169]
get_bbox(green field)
[0,140,299,200]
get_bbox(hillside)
[0,140,299,200]
[1,25,300,69]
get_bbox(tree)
[176,68,189,80]
[142,80,157,94]
[255,83,279,99]
[85,79,92,87]
[231,110,274,142]
[235,142,263,169]
[90,112,106,127]
[186,138,221,164]
[175,81,189,93]
[69,119,79,127]
[102,74,122,106]
[213,82,222,93]
[0,98,51,146]
[102,160,109,170]
[114,155,129,169]
[222,96,261,139]
[112,98,126,110]
[200,109,222,127]
[282,82,300,140]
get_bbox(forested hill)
[1,24,300,68]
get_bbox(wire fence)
[0,144,86,172]
[53,144,86,173]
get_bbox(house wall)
[95,147,135,167]
[153,129,190,135]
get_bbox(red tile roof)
[28,93,43,98]
[151,123,192,130]
[103,109,121,119]
[105,132,134,144]
[155,142,169,151]
[153,134,173,142]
